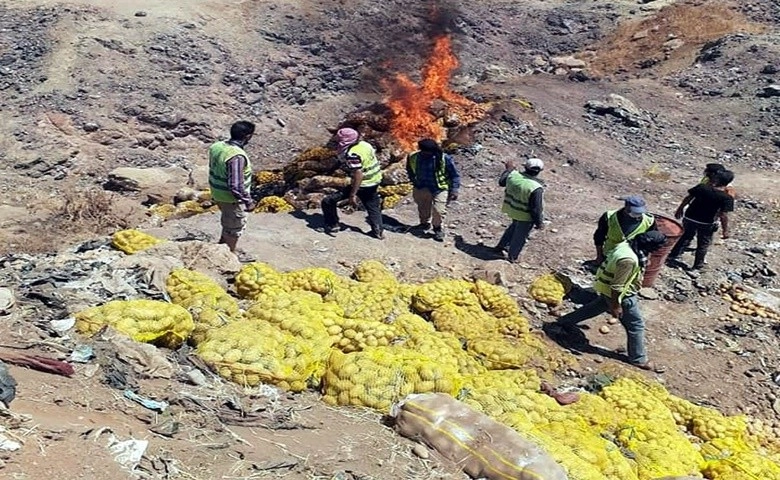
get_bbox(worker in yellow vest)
[405,138,461,241]
[592,195,656,265]
[208,121,256,259]
[493,158,545,263]
[320,128,384,239]
[550,231,668,372]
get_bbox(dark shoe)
[433,228,445,242]
[319,224,343,235]
[491,245,506,253]
[235,250,256,263]
[414,222,431,231]
[691,263,707,271]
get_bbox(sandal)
[633,361,666,374]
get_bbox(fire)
[383,35,486,151]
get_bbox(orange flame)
[383,35,484,151]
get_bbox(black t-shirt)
[684,184,734,223]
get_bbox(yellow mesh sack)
[496,314,532,336]
[412,279,480,313]
[245,290,338,380]
[111,229,164,254]
[599,378,678,432]
[397,331,485,375]
[472,279,518,318]
[461,369,541,393]
[284,267,339,296]
[253,196,293,213]
[691,407,748,443]
[389,312,435,336]
[431,303,499,340]
[702,437,780,480]
[234,262,289,300]
[614,421,703,479]
[329,316,401,353]
[196,320,318,392]
[178,290,242,345]
[528,274,566,306]
[564,392,622,431]
[352,259,397,284]
[75,299,194,348]
[321,347,462,414]
[466,333,548,370]
[166,268,224,304]
[463,384,558,422]
[325,279,403,323]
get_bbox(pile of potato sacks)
[77,230,780,480]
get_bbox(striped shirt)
[226,155,252,206]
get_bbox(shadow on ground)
[453,234,505,261]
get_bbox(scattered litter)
[97,327,174,379]
[69,345,95,363]
[0,362,16,407]
[124,390,169,413]
[184,369,209,387]
[0,431,21,451]
[0,288,14,315]
[149,419,180,438]
[107,435,149,471]
[0,352,74,377]
[49,317,76,334]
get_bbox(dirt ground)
[1,0,779,478]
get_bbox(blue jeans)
[497,220,534,261]
[556,294,647,364]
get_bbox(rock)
[134,11,147,17]
[411,444,430,459]
[82,122,100,132]
[761,64,778,75]
[584,94,647,127]
[664,39,685,51]
[758,85,780,98]
[471,268,506,286]
[0,362,16,407]
[105,166,190,199]
[173,187,201,204]
[599,325,611,334]
[550,56,586,69]
[639,287,660,300]
[632,29,650,41]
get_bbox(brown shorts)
[216,201,247,237]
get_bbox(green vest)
[603,209,654,255]
[408,151,448,190]
[502,171,542,222]
[208,141,252,203]
[594,242,641,302]
[349,141,382,188]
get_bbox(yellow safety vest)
[603,209,654,255]
[347,141,382,188]
[594,242,641,302]
[502,171,542,222]
[208,141,252,203]
[408,151,448,190]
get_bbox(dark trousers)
[669,219,715,268]
[497,220,534,262]
[321,185,383,234]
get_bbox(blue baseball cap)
[623,195,647,214]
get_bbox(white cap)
[525,158,544,170]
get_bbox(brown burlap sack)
[392,393,568,480]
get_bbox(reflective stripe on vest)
[501,171,542,222]
[603,210,654,255]
[208,141,252,203]
[593,242,640,302]
[349,141,382,187]
[408,151,448,190]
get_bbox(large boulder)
[105,166,191,201]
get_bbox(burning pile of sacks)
[75,229,780,480]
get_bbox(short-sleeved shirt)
[684,184,734,224]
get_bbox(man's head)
[524,158,544,176]
[712,169,734,187]
[230,120,255,145]
[622,195,647,219]
[704,163,725,180]
[337,128,360,152]
[631,231,668,255]
[418,138,441,154]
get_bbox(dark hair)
[525,167,542,176]
[632,231,667,254]
[230,121,256,140]
[418,138,444,166]
[704,163,725,177]
[713,169,734,186]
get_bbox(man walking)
[494,158,545,263]
[552,231,668,372]
[592,195,656,265]
[320,128,384,239]
[406,138,461,241]
[208,120,256,257]
[667,169,735,270]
